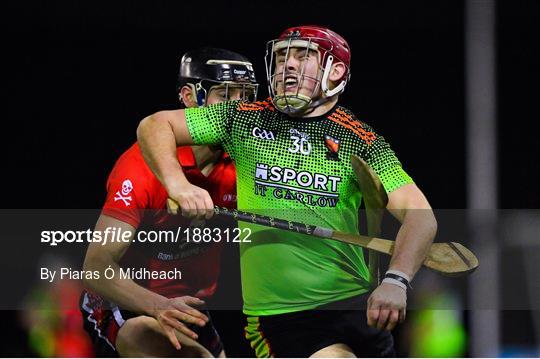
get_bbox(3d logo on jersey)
[252,126,276,140]
[324,135,341,161]
[254,163,342,207]
[114,179,133,206]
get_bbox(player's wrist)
[163,170,189,195]
[382,270,412,290]
[148,295,169,318]
[386,269,411,282]
[381,277,407,291]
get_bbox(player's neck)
[301,97,339,118]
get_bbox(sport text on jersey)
[254,163,342,207]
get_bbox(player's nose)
[285,54,300,71]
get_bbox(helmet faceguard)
[178,48,259,107]
[265,26,351,116]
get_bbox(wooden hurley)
[167,198,479,276]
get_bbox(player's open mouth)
[275,73,303,95]
[285,76,298,89]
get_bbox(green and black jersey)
[185,98,413,316]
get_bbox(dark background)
[1,0,539,356]
[3,0,468,209]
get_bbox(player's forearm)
[83,257,167,318]
[388,208,437,280]
[137,113,189,192]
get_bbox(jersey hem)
[242,288,370,316]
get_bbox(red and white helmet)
[265,25,351,115]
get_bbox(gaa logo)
[252,126,275,140]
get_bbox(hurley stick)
[350,155,388,287]
[166,199,479,276]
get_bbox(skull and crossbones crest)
[114,179,133,206]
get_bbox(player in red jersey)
[80,47,258,357]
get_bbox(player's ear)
[328,62,346,82]
[179,85,197,108]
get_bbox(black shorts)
[80,290,224,357]
[245,294,395,358]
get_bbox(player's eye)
[298,50,310,59]
[276,46,293,65]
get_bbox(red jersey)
[100,142,237,299]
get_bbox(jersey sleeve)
[361,125,414,193]
[184,101,236,148]
[101,154,150,228]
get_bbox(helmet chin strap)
[321,55,347,97]
[195,82,207,107]
[301,54,345,113]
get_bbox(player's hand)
[153,296,209,350]
[166,180,214,219]
[367,282,407,331]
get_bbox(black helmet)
[177,47,258,106]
